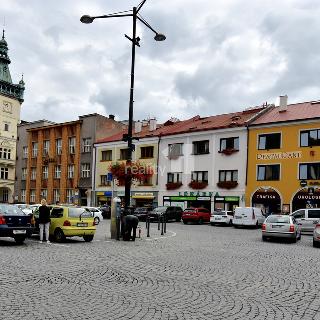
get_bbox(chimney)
[109,114,115,120]
[135,121,142,133]
[279,95,288,112]
[149,118,157,131]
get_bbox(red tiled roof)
[251,101,320,125]
[95,107,264,144]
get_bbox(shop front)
[251,188,281,215]
[214,196,240,211]
[131,192,157,208]
[96,191,113,206]
[292,187,320,211]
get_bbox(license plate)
[77,223,88,227]
[215,218,221,220]
[272,225,282,228]
[13,230,26,234]
[235,216,241,219]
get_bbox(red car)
[182,207,211,224]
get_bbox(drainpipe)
[245,125,250,206]
[156,134,162,185]
[92,144,97,207]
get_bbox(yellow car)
[34,206,96,242]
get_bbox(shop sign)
[257,151,301,161]
[224,196,240,202]
[309,181,320,186]
[170,196,197,201]
[178,191,213,197]
[117,191,125,196]
[255,194,277,199]
[215,197,225,201]
[197,197,211,201]
[297,194,320,200]
[104,191,112,197]
[133,192,154,196]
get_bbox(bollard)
[158,216,160,231]
[161,215,164,235]
[116,216,120,241]
[164,215,167,234]
[147,216,150,238]
[138,227,141,238]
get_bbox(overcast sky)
[2,0,320,123]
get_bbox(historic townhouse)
[0,31,25,203]
[22,114,123,205]
[246,96,320,214]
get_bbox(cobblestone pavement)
[1,220,320,320]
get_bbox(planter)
[166,182,183,190]
[218,148,239,156]
[188,181,208,190]
[217,181,238,189]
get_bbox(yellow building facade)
[246,101,320,214]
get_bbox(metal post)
[147,216,150,237]
[164,215,167,234]
[158,215,160,230]
[116,216,120,240]
[161,215,164,235]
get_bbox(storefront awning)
[132,195,155,199]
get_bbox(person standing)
[39,199,51,243]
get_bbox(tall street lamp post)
[81,0,165,214]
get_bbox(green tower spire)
[0,30,25,102]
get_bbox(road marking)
[145,230,177,241]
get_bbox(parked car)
[100,205,111,219]
[290,208,320,233]
[210,210,234,226]
[313,223,320,247]
[182,207,211,224]
[33,206,96,242]
[0,204,34,244]
[233,207,265,228]
[262,215,301,243]
[15,204,33,215]
[149,206,183,222]
[133,207,153,221]
[84,207,104,225]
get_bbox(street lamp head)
[80,15,94,24]
[154,33,166,41]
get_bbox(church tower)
[0,30,25,202]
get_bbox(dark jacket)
[39,205,51,224]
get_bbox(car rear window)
[68,207,92,218]
[0,204,25,215]
[267,215,290,224]
[213,211,226,215]
[184,208,195,212]
[154,207,167,212]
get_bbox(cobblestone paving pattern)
[0,221,320,320]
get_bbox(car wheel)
[210,223,215,226]
[183,220,187,225]
[83,235,94,242]
[313,240,319,248]
[94,217,100,225]
[54,228,65,243]
[176,216,181,222]
[262,236,267,242]
[198,218,203,225]
[291,234,297,243]
[14,235,26,244]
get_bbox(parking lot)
[1,220,320,320]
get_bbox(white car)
[84,207,104,225]
[233,207,265,227]
[210,210,234,226]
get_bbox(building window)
[67,165,74,179]
[120,148,129,160]
[30,190,36,203]
[4,123,9,131]
[2,189,8,202]
[219,170,238,182]
[257,164,280,181]
[168,143,183,159]
[54,166,61,179]
[300,129,320,147]
[139,176,153,186]
[102,150,112,161]
[220,137,239,151]
[43,140,50,156]
[191,171,208,183]
[23,146,28,159]
[299,163,320,180]
[193,140,209,155]
[42,166,48,179]
[53,189,60,203]
[41,189,47,200]
[21,189,26,203]
[258,133,281,150]
[100,175,111,186]
[56,139,62,155]
[0,167,8,180]
[81,163,90,178]
[31,168,37,180]
[0,148,11,159]
[32,142,38,158]
[167,172,182,183]
[69,137,76,154]
[140,146,154,158]
[82,138,91,153]
[66,189,74,203]
[22,168,27,180]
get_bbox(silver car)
[313,223,320,247]
[262,215,301,243]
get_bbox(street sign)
[300,180,307,187]
[107,173,113,181]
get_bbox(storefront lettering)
[180,191,213,197]
[256,194,277,199]
[297,195,320,200]
[257,151,302,161]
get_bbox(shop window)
[102,150,112,161]
[258,133,281,150]
[140,146,154,158]
[300,129,320,147]
[219,170,238,182]
[120,148,129,160]
[167,172,182,183]
[257,165,280,181]
[168,143,183,158]
[100,175,111,186]
[220,137,239,151]
[299,163,320,180]
[191,171,208,183]
[193,140,209,155]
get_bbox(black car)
[149,206,183,222]
[133,207,153,221]
[0,204,34,244]
[100,205,111,219]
